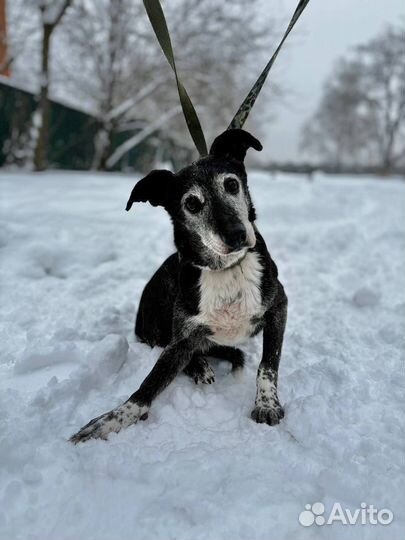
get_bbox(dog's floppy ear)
[126,169,174,211]
[209,129,263,162]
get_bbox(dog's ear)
[126,169,174,211]
[209,129,263,162]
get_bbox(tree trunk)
[33,23,52,171]
[97,144,112,171]
[91,124,113,171]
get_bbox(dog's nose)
[223,223,247,251]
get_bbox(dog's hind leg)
[207,345,245,371]
[183,355,215,384]
[135,253,179,348]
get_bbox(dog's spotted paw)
[184,357,215,384]
[194,363,215,384]
[251,366,284,425]
[70,402,149,444]
[250,403,284,426]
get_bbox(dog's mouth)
[202,230,255,257]
[221,241,254,256]
[219,245,248,256]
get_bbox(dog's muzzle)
[220,223,247,252]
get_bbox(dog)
[70,129,287,443]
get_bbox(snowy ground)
[0,170,404,540]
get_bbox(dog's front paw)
[194,362,215,384]
[70,402,149,444]
[250,403,284,426]
[184,357,215,384]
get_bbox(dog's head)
[126,129,262,270]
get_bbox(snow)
[0,170,404,540]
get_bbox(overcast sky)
[258,0,405,162]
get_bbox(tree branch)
[106,106,181,169]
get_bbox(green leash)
[143,0,208,157]
[143,0,310,156]
[229,0,310,129]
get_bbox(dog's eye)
[224,177,239,195]
[184,195,203,214]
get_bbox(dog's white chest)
[196,251,264,346]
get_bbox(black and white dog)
[70,129,287,443]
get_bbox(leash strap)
[143,0,310,154]
[229,0,310,129]
[143,0,209,156]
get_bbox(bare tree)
[60,0,278,170]
[32,0,72,171]
[5,0,73,169]
[358,25,405,172]
[301,24,405,173]
[5,0,280,171]
[300,59,371,169]
[56,0,169,170]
